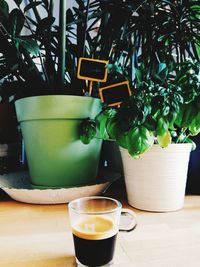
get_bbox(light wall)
[6,0,17,9]
[6,0,75,13]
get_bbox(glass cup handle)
[119,208,137,232]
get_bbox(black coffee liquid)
[72,216,117,266]
[73,233,117,266]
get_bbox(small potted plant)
[0,0,104,188]
[0,0,103,188]
[94,0,200,211]
[96,60,200,211]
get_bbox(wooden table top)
[0,185,200,267]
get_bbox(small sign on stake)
[99,81,131,107]
[77,57,109,82]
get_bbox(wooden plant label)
[99,81,131,107]
[77,57,108,82]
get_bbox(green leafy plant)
[98,0,200,85]
[130,0,200,68]
[0,1,199,151]
[96,60,200,157]
[0,0,146,101]
[0,0,149,147]
[91,0,200,156]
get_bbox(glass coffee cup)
[68,196,137,267]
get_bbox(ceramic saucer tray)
[0,170,120,204]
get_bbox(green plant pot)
[15,95,102,188]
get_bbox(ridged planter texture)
[15,96,102,188]
[120,144,192,212]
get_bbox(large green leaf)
[175,107,184,128]
[106,117,127,148]
[0,0,9,21]
[36,17,55,34]
[196,44,200,57]
[79,119,96,144]
[126,126,154,157]
[95,112,110,139]
[152,63,168,83]
[143,116,157,132]
[167,111,178,130]
[95,109,116,140]
[7,9,25,37]
[156,117,169,136]
[106,117,118,139]
[188,112,200,136]
[157,130,171,148]
[183,105,198,128]
[66,9,74,24]
[135,67,142,84]
[15,37,40,57]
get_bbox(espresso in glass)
[72,215,117,266]
[68,197,122,267]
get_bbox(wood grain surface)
[0,187,200,267]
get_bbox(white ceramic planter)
[120,144,192,212]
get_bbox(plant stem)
[49,0,54,18]
[182,133,191,143]
[57,0,67,93]
[82,0,90,57]
[16,4,49,84]
[176,127,187,143]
